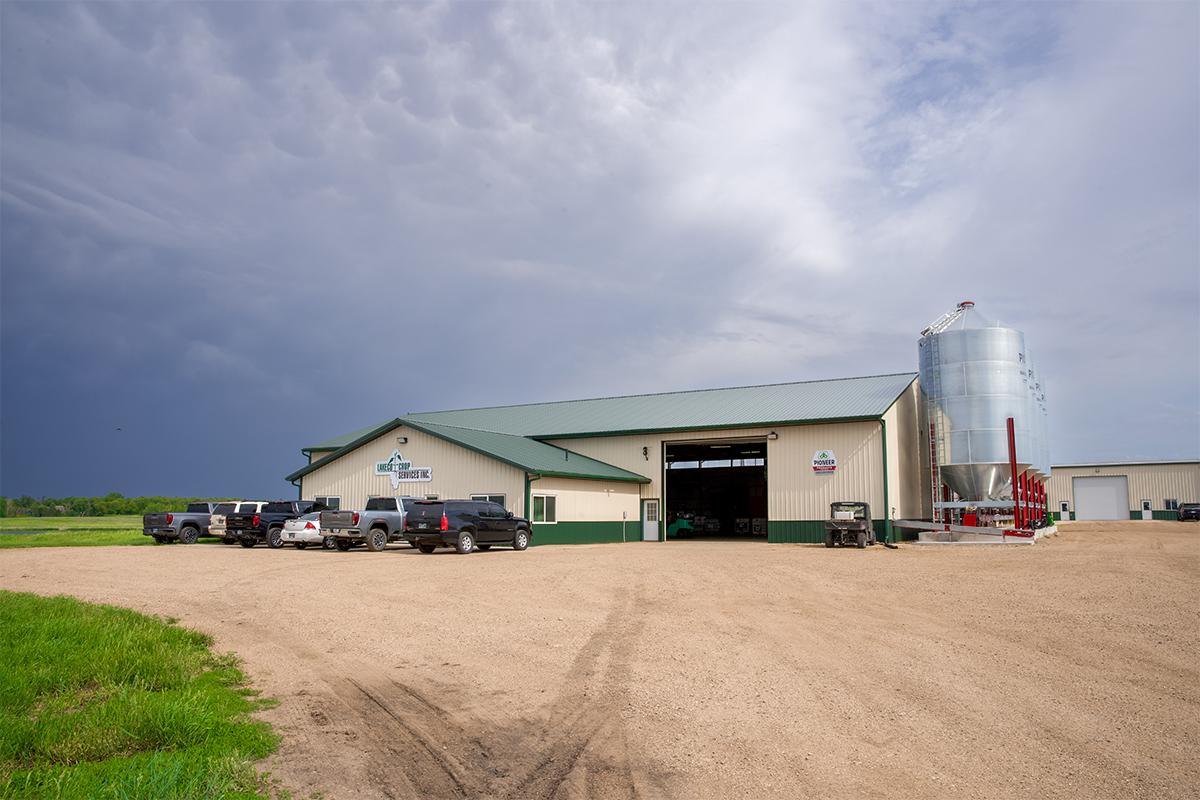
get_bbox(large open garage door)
[1073,475,1130,520]
[665,439,767,539]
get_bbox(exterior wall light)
[397,437,407,444]
[767,432,779,440]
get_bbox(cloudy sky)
[2,1,1196,501]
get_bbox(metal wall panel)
[300,428,526,514]
[528,476,641,523]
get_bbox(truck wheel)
[418,543,436,554]
[856,531,867,549]
[366,528,388,552]
[824,531,835,548]
[513,529,529,551]
[267,528,284,549]
[334,538,353,552]
[322,536,336,550]
[456,531,474,554]
[239,538,256,548]
[179,527,199,545]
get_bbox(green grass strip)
[0,591,278,799]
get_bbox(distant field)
[1,516,142,531]
[0,517,147,548]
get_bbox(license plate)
[288,532,295,538]
[151,529,159,533]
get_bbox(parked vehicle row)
[227,500,329,548]
[321,496,421,551]
[145,496,534,555]
[143,502,232,544]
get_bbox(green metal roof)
[403,420,650,482]
[403,373,918,438]
[289,373,917,485]
[302,419,402,454]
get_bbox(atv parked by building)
[824,501,876,548]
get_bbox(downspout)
[525,473,541,520]
[291,480,301,501]
[880,417,892,544]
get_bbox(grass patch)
[0,517,224,548]
[0,591,278,799]
[0,517,144,531]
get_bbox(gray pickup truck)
[143,501,235,544]
[321,496,422,552]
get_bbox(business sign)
[812,450,837,473]
[376,449,432,488]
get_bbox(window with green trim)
[532,494,556,523]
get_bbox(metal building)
[286,373,932,544]
[1047,461,1200,520]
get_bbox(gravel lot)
[4,521,1197,799]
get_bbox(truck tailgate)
[321,511,358,530]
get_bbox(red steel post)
[1007,418,1022,528]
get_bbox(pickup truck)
[225,500,328,549]
[210,501,266,544]
[321,496,422,552]
[143,502,235,544]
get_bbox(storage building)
[1047,461,1199,520]
[286,373,931,544]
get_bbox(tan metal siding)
[1048,462,1200,512]
[889,380,931,520]
[556,422,890,521]
[300,428,527,514]
[528,476,641,523]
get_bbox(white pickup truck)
[320,496,422,552]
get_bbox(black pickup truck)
[225,500,328,549]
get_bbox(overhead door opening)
[1073,475,1130,520]
[665,440,767,539]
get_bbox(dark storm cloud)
[1,1,1196,500]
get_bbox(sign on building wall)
[812,450,837,473]
[376,450,433,489]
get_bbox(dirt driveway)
[4,521,1197,799]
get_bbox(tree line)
[1,493,244,517]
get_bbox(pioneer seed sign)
[812,450,837,473]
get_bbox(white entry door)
[643,500,660,541]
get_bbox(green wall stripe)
[532,521,639,545]
[768,519,917,543]
[531,519,927,546]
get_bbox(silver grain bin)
[919,302,1038,502]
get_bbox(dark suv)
[1180,503,1200,522]
[404,500,532,554]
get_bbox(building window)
[471,494,506,507]
[1165,499,1179,510]
[315,496,340,510]
[532,494,556,523]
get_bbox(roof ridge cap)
[405,372,919,416]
